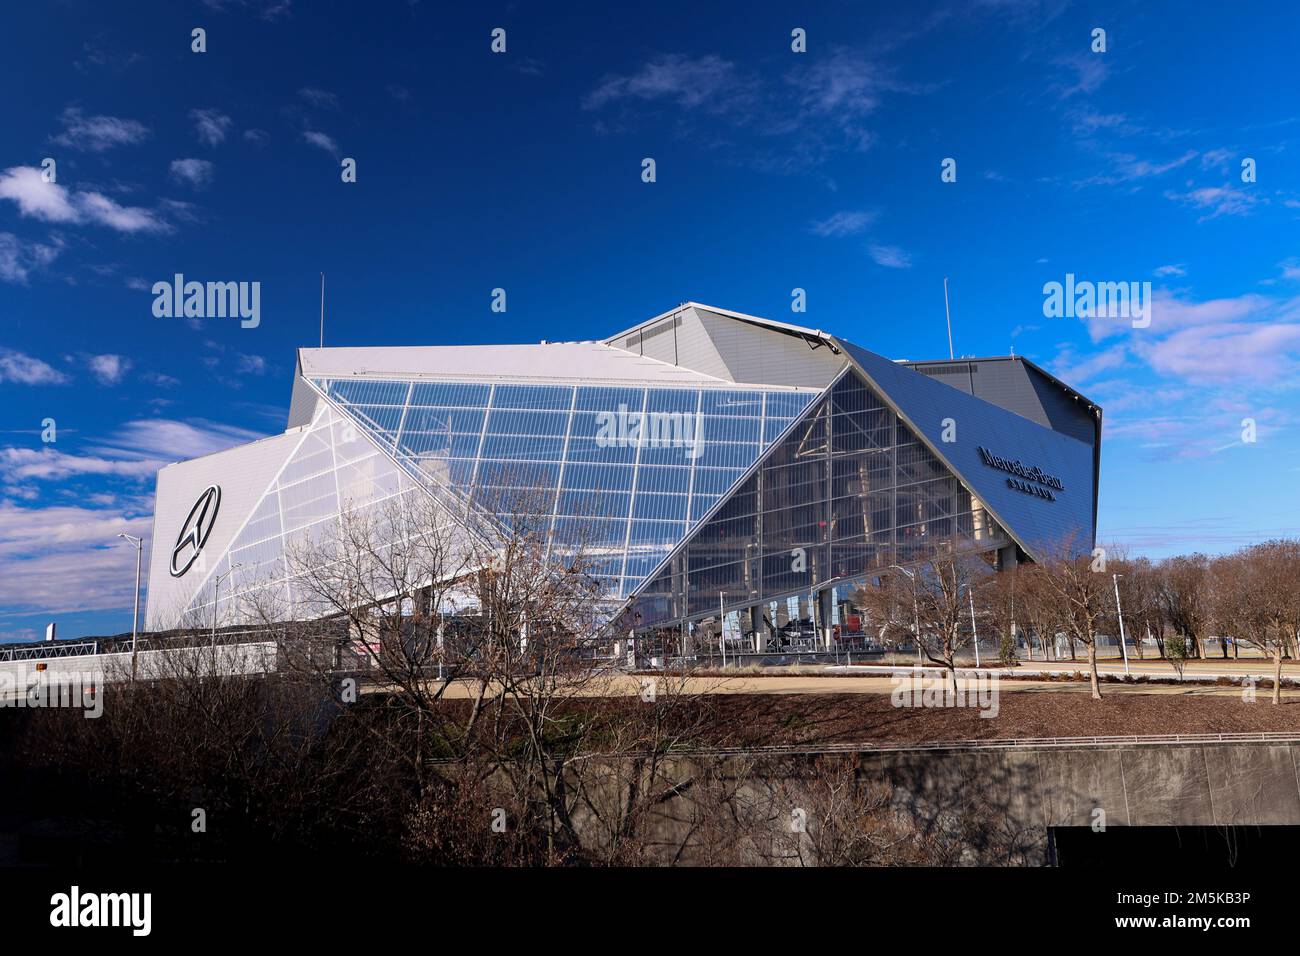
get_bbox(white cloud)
[302,130,339,154]
[1153,264,1187,277]
[1136,312,1300,384]
[1083,287,1300,386]
[86,353,131,385]
[1164,185,1260,220]
[0,447,157,482]
[190,108,233,146]
[0,500,154,615]
[0,347,68,385]
[298,87,338,108]
[0,165,80,221]
[1077,150,1198,187]
[809,210,878,238]
[1053,53,1109,99]
[236,353,267,375]
[76,191,169,233]
[584,54,748,112]
[51,107,149,151]
[91,418,265,463]
[1199,148,1233,173]
[199,0,293,21]
[868,243,912,269]
[0,416,264,615]
[0,166,170,235]
[0,233,63,284]
[169,158,215,188]
[1049,343,1128,385]
[582,46,920,169]
[0,417,265,504]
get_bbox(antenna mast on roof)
[319,273,325,348]
[943,276,954,360]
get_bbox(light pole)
[212,564,242,645]
[963,583,980,667]
[889,565,923,664]
[117,533,143,680]
[718,591,726,669]
[1112,573,1131,676]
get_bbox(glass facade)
[175,369,1013,633]
[181,400,428,627]
[629,370,1011,627]
[312,377,817,600]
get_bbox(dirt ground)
[677,689,1300,749]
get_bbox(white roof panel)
[298,341,814,391]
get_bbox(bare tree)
[858,552,992,692]
[1210,541,1300,704]
[1036,545,1111,699]
[1158,554,1213,661]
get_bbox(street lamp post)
[963,583,980,668]
[718,591,726,669]
[212,564,242,646]
[1112,573,1131,676]
[117,533,143,680]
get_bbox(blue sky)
[2,0,1298,641]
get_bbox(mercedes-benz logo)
[170,485,222,577]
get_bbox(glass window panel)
[557,490,630,520]
[564,433,638,464]
[632,492,688,521]
[485,409,569,436]
[493,384,572,410]
[554,517,627,548]
[764,392,816,420]
[349,405,405,435]
[692,467,744,496]
[700,416,762,444]
[638,443,703,466]
[701,391,765,416]
[329,379,409,406]
[475,460,561,489]
[403,406,486,434]
[479,434,566,461]
[562,463,635,491]
[689,494,720,522]
[694,442,760,469]
[635,465,692,495]
[574,386,644,412]
[645,389,699,415]
[408,382,491,408]
[627,520,686,548]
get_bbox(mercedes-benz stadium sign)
[170,484,222,577]
[976,447,1063,502]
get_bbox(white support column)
[816,587,834,650]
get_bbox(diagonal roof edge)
[829,335,1045,565]
[603,302,840,352]
[617,364,854,619]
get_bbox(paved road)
[390,670,1300,700]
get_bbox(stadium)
[143,303,1102,656]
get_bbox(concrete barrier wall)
[0,642,278,704]
[863,742,1300,828]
